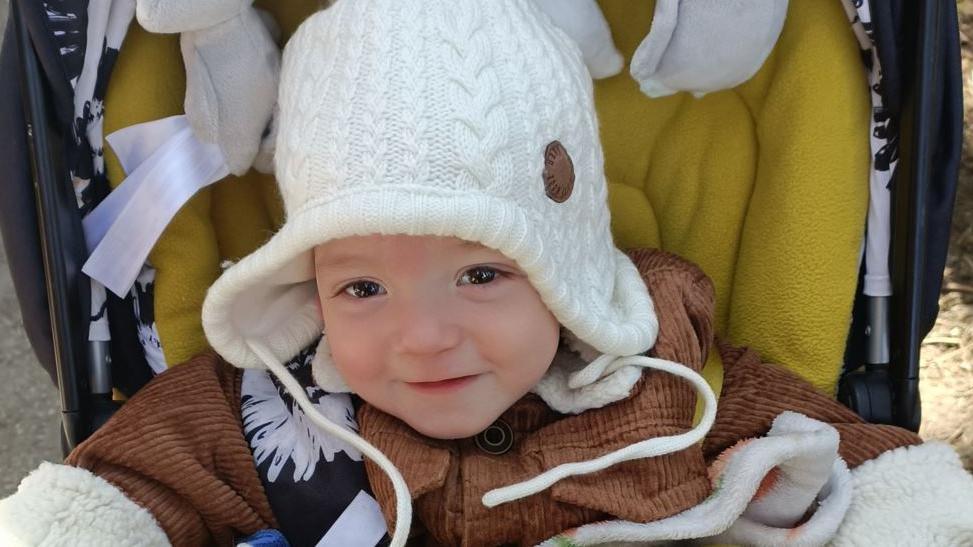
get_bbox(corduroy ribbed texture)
[359,249,715,546]
[66,353,274,545]
[702,343,922,467]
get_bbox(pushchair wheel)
[838,366,893,425]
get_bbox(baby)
[3,1,972,546]
[200,2,717,542]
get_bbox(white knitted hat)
[202,0,658,391]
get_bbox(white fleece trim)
[831,442,973,546]
[0,462,169,546]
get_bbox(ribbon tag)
[315,490,388,547]
[82,115,230,297]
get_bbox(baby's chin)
[401,411,502,440]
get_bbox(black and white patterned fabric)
[42,1,86,89]
[44,0,165,374]
[841,0,898,298]
[44,0,131,214]
[131,264,166,373]
[241,339,389,547]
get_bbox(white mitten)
[630,0,789,98]
[710,412,852,546]
[532,0,624,79]
[137,1,281,175]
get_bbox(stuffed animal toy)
[535,0,789,97]
[628,0,790,98]
[135,0,787,175]
[136,0,281,175]
[532,0,625,79]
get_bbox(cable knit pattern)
[202,0,658,389]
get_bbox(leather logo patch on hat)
[543,141,574,203]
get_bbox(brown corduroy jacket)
[65,249,921,546]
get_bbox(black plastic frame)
[889,0,962,431]
[11,0,93,451]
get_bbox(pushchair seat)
[102,0,867,400]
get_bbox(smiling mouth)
[406,374,480,391]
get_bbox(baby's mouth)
[406,374,480,392]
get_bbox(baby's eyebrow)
[313,252,373,270]
[456,240,497,254]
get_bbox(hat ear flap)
[310,334,352,393]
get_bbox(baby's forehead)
[313,234,502,268]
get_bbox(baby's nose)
[392,297,463,356]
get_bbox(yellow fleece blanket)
[103,0,868,396]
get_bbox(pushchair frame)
[0,0,963,453]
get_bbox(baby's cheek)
[491,302,559,375]
[332,352,372,385]
[327,325,386,384]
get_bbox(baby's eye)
[459,266,498,286]
[342,280,386,298]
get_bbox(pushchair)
[0,0,962,460]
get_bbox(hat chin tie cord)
[248,342,413,547]
[482,354,717,508]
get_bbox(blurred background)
[0,0,971,497]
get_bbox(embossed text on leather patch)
[543,140,574,203]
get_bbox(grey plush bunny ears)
[135,0,787,176]
[533,0,789,97]
[137,0,280,175]
[629,0,789,98]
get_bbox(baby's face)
[314,235,560,439]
